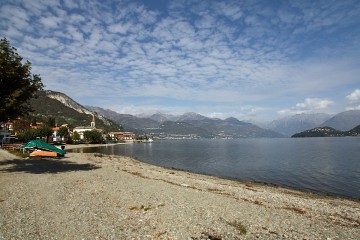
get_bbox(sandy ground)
[0,148,359,239]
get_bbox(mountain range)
[29,90,360,139]
[86,106,283,139]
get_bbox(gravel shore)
[0,148,359,239]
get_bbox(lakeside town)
[0,113,141,149]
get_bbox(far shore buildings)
[108,131,136,141]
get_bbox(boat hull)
[30,150,58,157]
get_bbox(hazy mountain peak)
[178,112,208,121]
[320,110,360,131]
[149,112,171,123]
[267,113,332,136]
[225,117,241,124]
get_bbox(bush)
[83,130,102,144]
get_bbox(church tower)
[91,113,96,128]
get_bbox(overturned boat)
[23,140,66,157]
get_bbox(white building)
[72,113,101,140]
[73,126,97,140]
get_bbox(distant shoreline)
[63,142,126,150]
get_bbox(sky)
[1,0,360,122]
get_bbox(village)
[0,113,139,150]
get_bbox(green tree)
[31,118,37,126]
[73,131,80,142]
[21,129,37,142]
[58,126,69,140]
[83,130,102,143]
[12,116,32,134]
[47,117,56,127]
[0,37,43,123]
[35,126,53,142]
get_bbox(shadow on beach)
[0,158,100,174]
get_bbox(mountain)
[214,117,283,138]
[148,112,283,138]
[267,113,332,136]
[45,90,112,126]
[176,112,211,122]
[147,112,169,123]
[28,91,121,131]
[147,121,213,139]
[147,112,178,123]
[86,108,283,138]
[86,106,159,132]
[320,110,360,131]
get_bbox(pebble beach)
[0,146,359,239]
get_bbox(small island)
[291,125,360,137]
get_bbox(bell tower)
[91,113,96,128]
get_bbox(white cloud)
[346,89,360,102]
[278,98,334,116]
[39,16,61,28]
[346,89,360,111]
[346,105,360,110]
[67,25,84,42]
[1,0,359,122]
[108,23,131,34]
[63,0,79,9]
[0,4,31,30]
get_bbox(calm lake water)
[70,138,360,199]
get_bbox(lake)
[70,138,360,199]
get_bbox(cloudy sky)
[1,0,360,122]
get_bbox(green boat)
[23,140,66,157]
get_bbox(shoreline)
[63,142,126,150]
[1,148,359,239]
[66,143,360,201]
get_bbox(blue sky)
[1,0,360,122]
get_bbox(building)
[30,121,45,129]
[72,113,102,140]
[108,131,136,141]
[50,124,70,142]
[0,121,13,141]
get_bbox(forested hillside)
[28,91,121,132]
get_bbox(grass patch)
[282,206,306,214]
[130,205,152,211]
[130,203,165,212]
[122,169,147,178]
[129,171,146,178]
[8,150,29,158]
[225,220,247,235]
